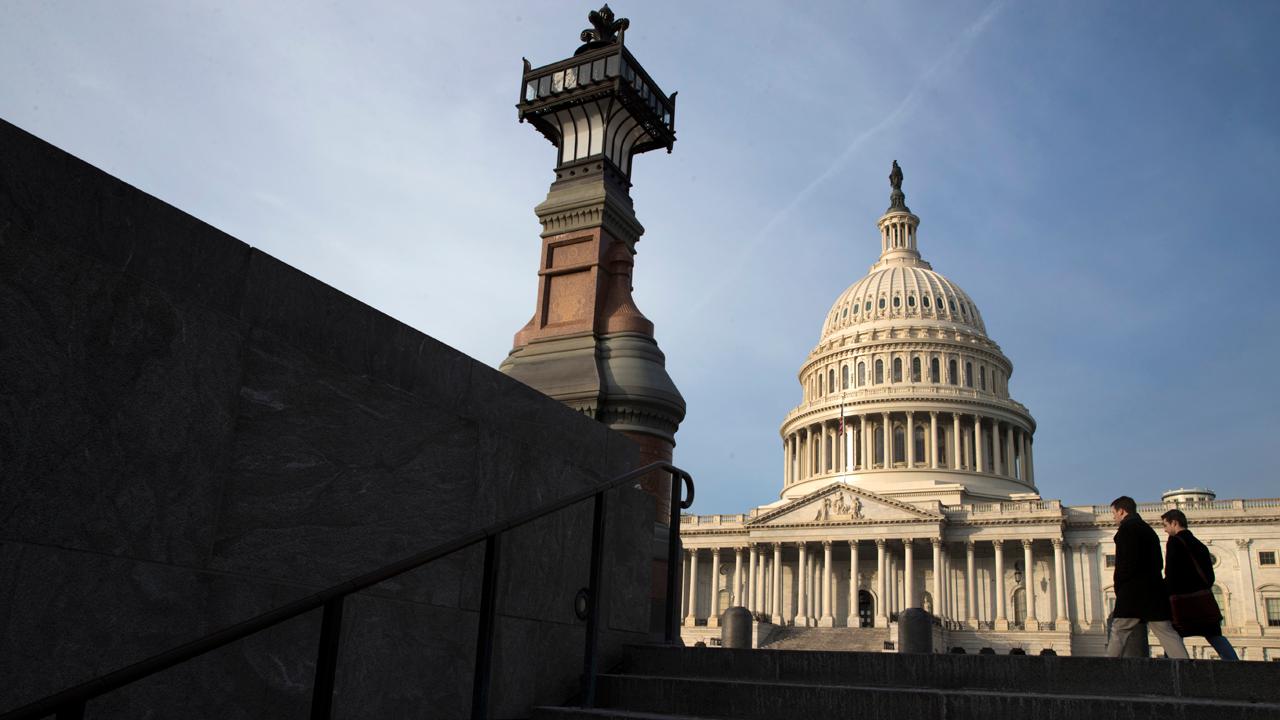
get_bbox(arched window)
[858,362,866,387]
[893,425,905,464]
[923,295,931,309]
[911,357,921,383]
[892,357,903,383]
[965,362,973,388]
[914,425,926,463]
[930,357,940,383]
[842,365,849,389]
[878,297,886,310]
[874,427,885,465]
[907,295,916,308]
[818,373,824,396]
[948,359,958,385]
[875,359,884,384]
[937,426,947,465]
[980,366,987,390]
[829,369,836,392]
[892,296,901,309]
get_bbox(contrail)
[685,0,1009,317]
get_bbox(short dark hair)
[1110,496,1137,514]
[1160,509,1189,528]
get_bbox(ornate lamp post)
[502,5,686,635]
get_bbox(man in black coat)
[1105,496,1188,658]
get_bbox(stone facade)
[0,117,653,718]
[678,165,1280,660]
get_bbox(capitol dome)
[779,162,1037,503]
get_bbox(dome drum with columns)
[677,164,1280,658]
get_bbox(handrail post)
[664,470,684,644]
[580,491,608,707]
[471,535,501,720]
[310,596,346,720]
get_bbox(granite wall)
[0,118,651,719]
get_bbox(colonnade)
[783,411,1033,487]
[683,537,1072,631]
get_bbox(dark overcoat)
[1164,529,1223,637]
[1112,513,1172,620]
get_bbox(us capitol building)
[678,163,1280,659]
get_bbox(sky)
[3,1,1278,514]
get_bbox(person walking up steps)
[1161,508,1238,660]
[1105,496,1189,658]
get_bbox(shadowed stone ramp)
[534,645,1280,720]
[760,627,889,653]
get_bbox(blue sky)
[3,1,1278,513]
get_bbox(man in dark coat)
[1105,496,1188,658]
[1161,509,1238,660]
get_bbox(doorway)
[858,590,875,628]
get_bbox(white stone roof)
[821,263,987,340]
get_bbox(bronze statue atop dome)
[888,160,909,211]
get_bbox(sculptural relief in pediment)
[757,485,938,526]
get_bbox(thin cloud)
[687,0,1010,316]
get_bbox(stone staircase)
[759,626,891,653]
[534,645,1280,720]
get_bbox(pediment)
[749,484,943,527]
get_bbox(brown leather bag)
[1169,534,1222,634]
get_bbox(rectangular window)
[1105,554,1116,568]
[1267,598,1280,627]
[1260,551,1276,566]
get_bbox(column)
[817,423,827,475]
[1077,542,1093,628]
[860,415,869,470]
[795,542,808,626]
[974,416,985,473]
[929,412,939,468]
[772,543,783,625]
[994,540,1008,630]
[1026,436,1034,484]
[951,413,962,470]
[992,420,1003,475]
[680,550,689,619]
[965,541,977,625]
[748,545,759,613]
[936,535,947,614]
[1022,539,1037,629]
[845,415,854,472]
[875,539,888,627]
[820,540,835,626]
[782,437,789,486]
[882,412,891,468]
[733,547,744,608]
[1006,425,1015,478]
[708,548,722,627]
[906,411,916,467]
[847,540,860,626]
[1235,539,1263,632]
[903,538,916,609]
[683,549,699,627]
[809,556,819,619]
[1053,539,1068,624]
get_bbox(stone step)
[533,707,718,720]
[761,627,889,652]
[620,645,1280,705]
[590,673,1280,720]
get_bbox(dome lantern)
[874,160,924,269]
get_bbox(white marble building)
[678,165,1280,659]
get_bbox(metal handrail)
[1,461,694,720]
